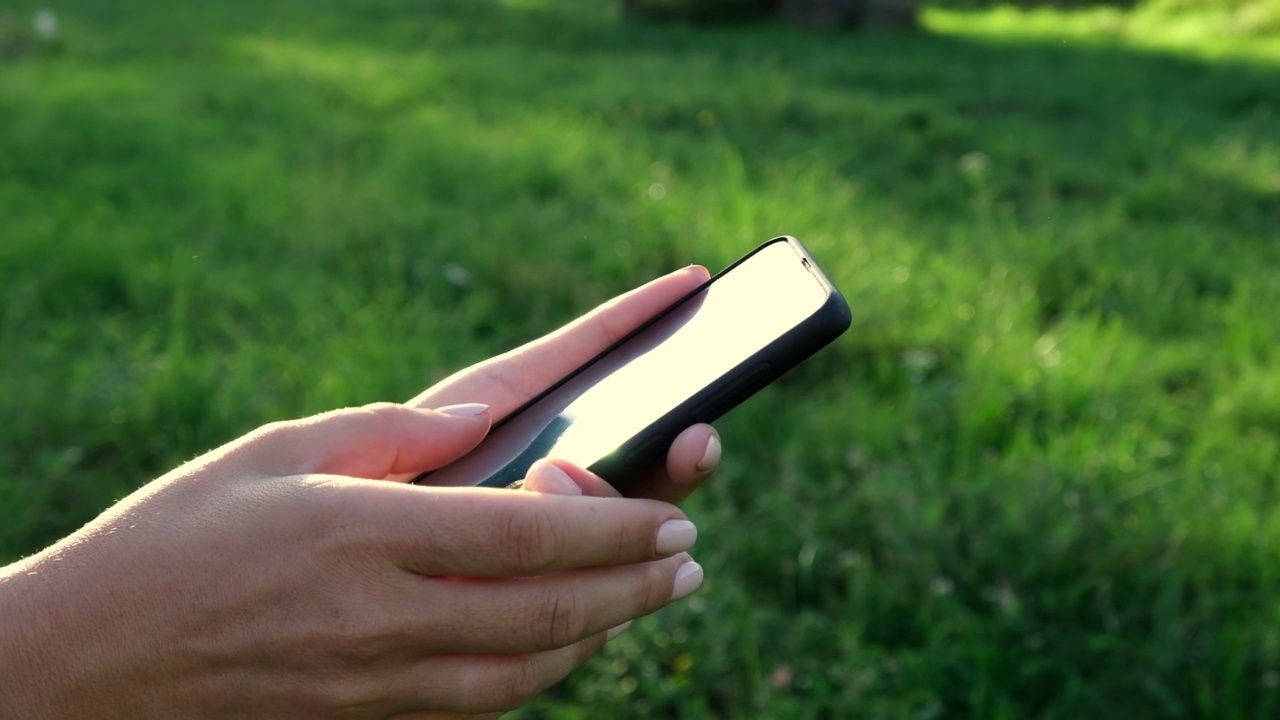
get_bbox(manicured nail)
[671,561,704,601]
[529,460,582,496]
[655,519,697,554]
[606,620,633,641]
[695,434,721,474]
[435,403,489,417]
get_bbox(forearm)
[0,540,167,720]
[0,556,57,720]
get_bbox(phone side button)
[623,433,670,466]
[690,361,773,423]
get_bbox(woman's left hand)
[406,265,721,503]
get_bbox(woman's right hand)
[0,403,702,720]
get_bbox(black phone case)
[413,236,851,494]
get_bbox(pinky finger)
[392,633,609,715]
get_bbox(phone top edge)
[703,236,794,284]
[783,236,852,333]
[597,288,850,492]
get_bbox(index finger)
[343,482,698,578]
[408,265,710,419]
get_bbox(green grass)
[3,0,1280,716]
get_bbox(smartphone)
[414,237,850,494]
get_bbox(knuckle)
[357,402,404,425]
[326,624,380,668]
[612,511,643,561]
[355,402,406,436]
[495,656,544,711]
[531,585,589,651]
[240,419,296,452]
[360,401,403,414]
[311,675,377,719]
[639,560,676,614]
[502,506,562,575]
[592,310,628,346]
[315,594,389,670]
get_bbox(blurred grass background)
[2,0,1279,716]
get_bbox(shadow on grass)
[20,0,1278,328]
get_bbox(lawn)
[2,0,1279,716]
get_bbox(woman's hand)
[0,403,703,720]
[0,266,722,719]
[406,265,722,503]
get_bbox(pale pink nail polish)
[436,403,489,417]
[655,519,697,554]
[671,561,704,601]
[695,434,721,474]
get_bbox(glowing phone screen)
[422,241,830,487]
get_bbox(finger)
[522,459,609,497]
[404,553,699,655]
[221,403,491,479]
[389,633,610,715]
[407,265,710,419]
[524,427,721,502]
[627,424,722,505]
[349,483,697,577]
[520,459,585,496]
[390,714,501,720]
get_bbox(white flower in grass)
[901,348,937,372]
[33,9,58,39]
[959,151,990,177]
[930,576,954,597]
[442,262,473,289]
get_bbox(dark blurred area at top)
[622,0,1144,32]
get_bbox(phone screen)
[422,241,831,488]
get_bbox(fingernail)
[436,403,489,418]
[606,620,633,640]
[530,460,582,496]
[671,561,704,601]
[695,434,721,474]
[655,519,697,554]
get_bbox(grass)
[2,0,1279,716]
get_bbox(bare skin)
[0,267,721,720]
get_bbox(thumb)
[223,402,491,480]
[523,459,620,498]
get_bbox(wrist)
[0,556,59,720]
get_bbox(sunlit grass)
[2,0,1279,716]
[927,1,1280,61]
